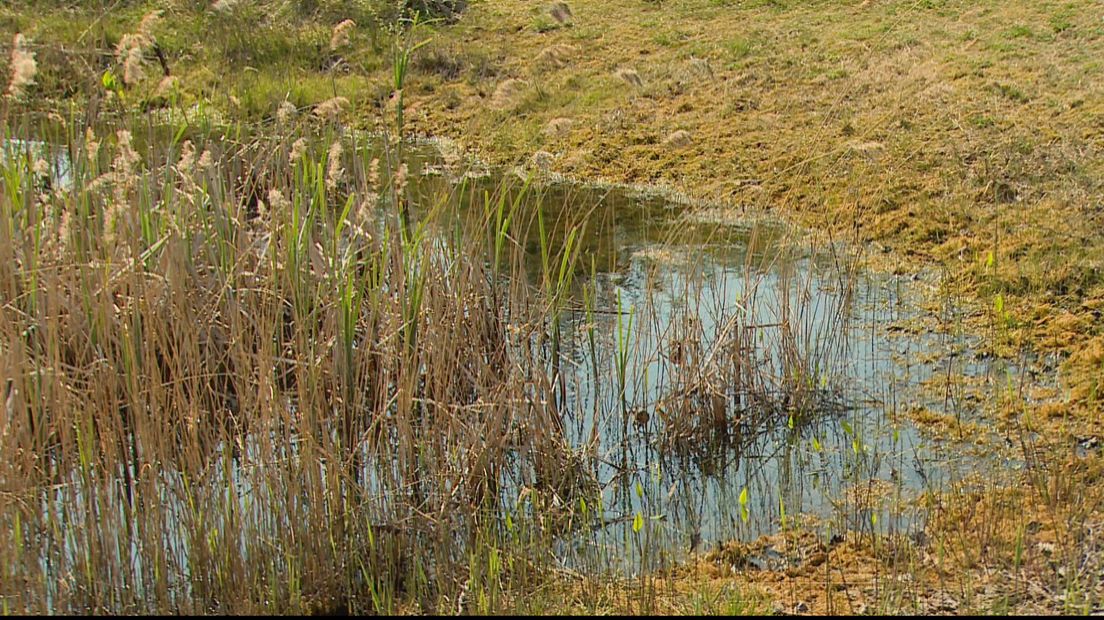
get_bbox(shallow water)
[2,138,73,189]
[402,151,1034,570]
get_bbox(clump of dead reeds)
[0,95,861,618]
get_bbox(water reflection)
[403,165,1026,570]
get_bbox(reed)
[0,109,588,612]
[0,103,862,613]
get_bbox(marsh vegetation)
[2,0,1104,615]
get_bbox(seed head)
[138,10,161,39]
[330,19,356,52]
[326,141,344,190]
[313,96,349,122]
[155,76,177,98]
[393,163,409,195]
[7,34,37,99]
[177,140,196,170]
[115,12,159,87]
[113,130,140,175]
[289,138,307,165]
[276,101,297,124]
[267,188,290,213]
[368,158,380,189]
[85,128,99,158]
[122,44,145,85]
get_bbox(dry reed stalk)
[0,118,588,614]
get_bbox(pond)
[398,143,1038,572]
[4,130,1049,609]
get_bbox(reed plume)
[326,140,344,190]
[115,11,161,85]
[330,19,356,51]
[6,33,36,99]
[313,96,349,121]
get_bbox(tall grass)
[0,110,586,613]
[0,105,861,613]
